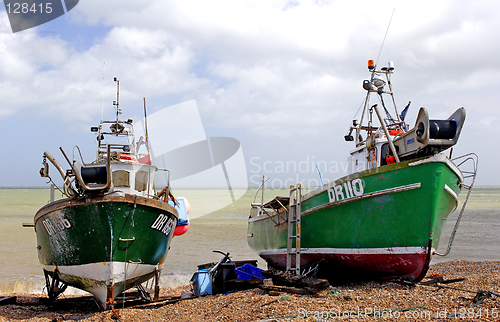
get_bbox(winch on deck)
[393,107,465,159]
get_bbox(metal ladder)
[286,184,302,275]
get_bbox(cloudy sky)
[0,0,497,188]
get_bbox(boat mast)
[144,97,152,193]
[261,175,265,209]
[356,62,375,146]
[113,77,121,134]
[384,64,400,123]
[349,60,403,165]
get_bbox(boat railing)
[452,153,479,190]
[72,145,87,166]
[435,152,478,257]
[155,168,173,203]
[96,143,137,163]
[95,119,138,158]
[60,145,112,192]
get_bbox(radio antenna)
[100,62,105,123]
[375,7,395,66]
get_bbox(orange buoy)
[173,222,190,237]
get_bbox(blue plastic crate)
[234,264,264,280]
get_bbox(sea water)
[0,186,499,294]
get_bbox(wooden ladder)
[286,184,302,275]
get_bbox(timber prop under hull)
[34,194,178,308]
[247,154,463,282]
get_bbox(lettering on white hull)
[328,179,363,203]
[42,216,72,236]
[150,214,175,236]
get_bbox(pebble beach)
[0,260,498,321]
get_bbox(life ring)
[120,153,136,162]
[389,130,403,136]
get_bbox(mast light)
[368,60,375,70]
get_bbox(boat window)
[113,170,130,187]
[135,171,149,192]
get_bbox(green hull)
[248,154,463,281]
[34,194,178,304]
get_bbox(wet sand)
[1,261,499,321]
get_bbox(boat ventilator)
[434,153,478,257]
[286,184,302,276]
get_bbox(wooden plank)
[259,285,311,295]
[262,269,329,294]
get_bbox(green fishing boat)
[248,60,477,282]
[30,78,190,309]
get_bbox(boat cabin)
[346,129,400,176]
